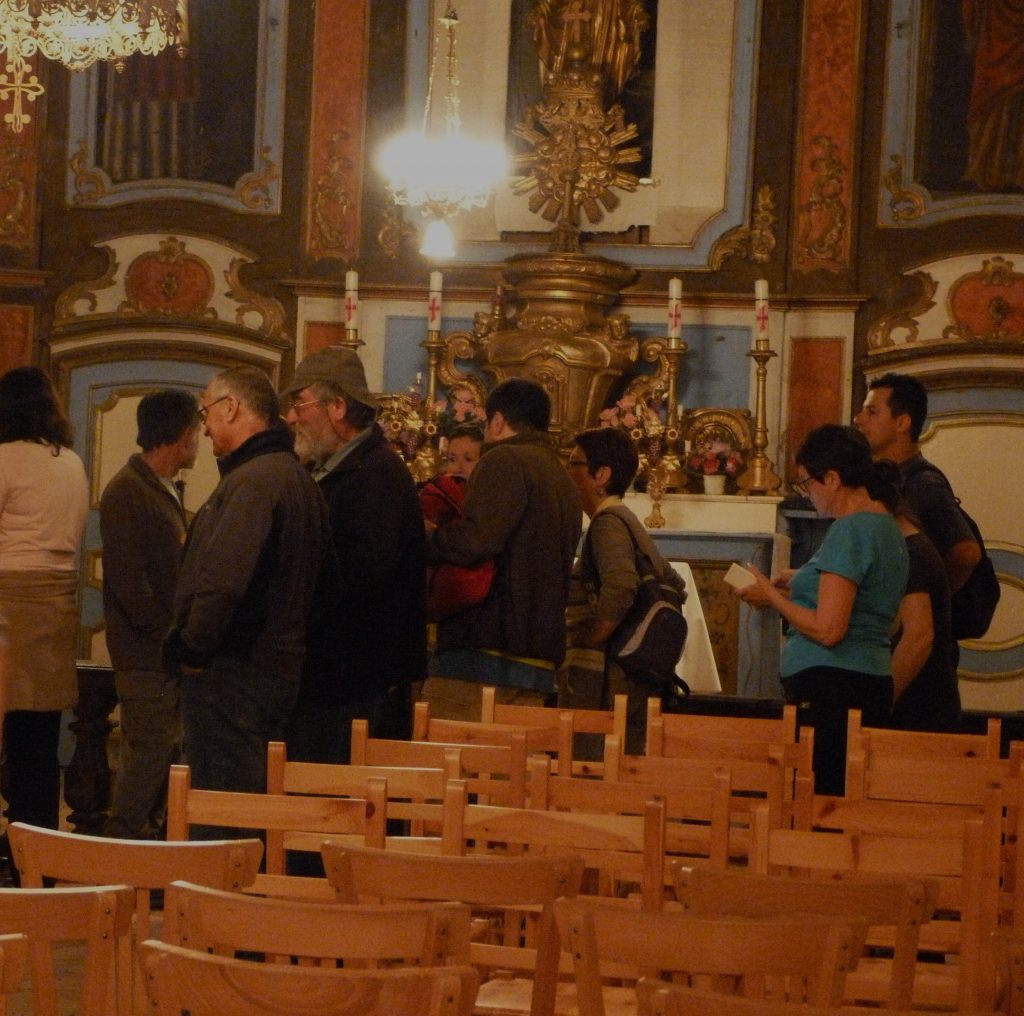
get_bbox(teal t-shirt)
[781,511,908,679]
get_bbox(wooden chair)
[602,735,800,860]
[644,711,814,829]
[847,708,1002,760]
[8,821,262,1015]
[528,753,732,885]
[166,763,386,899]
[441,776,666,909]
[554,895,867,1015]
[414,700,569,782]
[322,842,583,1016]
[635,981,999,1016]
[481,685,628,775]
[351,718,529,807]
[162,879,471,968]
[266,739,454,852]
[140,939,479,1016]
[0,885,134,1016]
[753,797,1002,1012]
[674,866,938,1009]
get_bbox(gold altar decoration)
[736,339,782,495]
[0,0,188,133]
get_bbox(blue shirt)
[782,512,908,679]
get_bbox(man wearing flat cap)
[281,346,426,763]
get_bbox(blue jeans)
[181,656,299,838]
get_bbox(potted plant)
[686,442,743,494]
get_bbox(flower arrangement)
[687,440,743,477]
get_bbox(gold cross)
[0,53,44,134]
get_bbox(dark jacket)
[429,429,582,667]
[165,425,332,686]
[100,454,187,672]
[309,423,427,702]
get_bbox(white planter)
[702,474,727,495]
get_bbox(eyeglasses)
[792,474,817,493]
[567,457,589,469]
[289,397,325,414]
[198,395,230,423]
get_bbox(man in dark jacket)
[163,366,332,799]
[281,347,426,763]
[423,378,582,718]
[101,389,198,838]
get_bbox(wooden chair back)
[166,763,386,899]
[635,981,1000,1016]
[140,939,479,1016]
[266,740,453,851]
[8,821,262,1015]
[644,701,799,746]
[754,797,1001,1012]
[351,718,529,806]
[322,842,583,1016]
[481,685,628,775]
[675,866,938,1010]
[847,709,1002,760]
[441,776,666,910]
[529,754,732,880]
[554,896,866,1014]
[0,885,133,1016]
[162,879,471,967]
[414,700,567,782]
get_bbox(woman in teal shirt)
[737,425,907,794]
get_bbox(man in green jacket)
[423,378,582,718]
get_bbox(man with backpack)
[854,372,998,658]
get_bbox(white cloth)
[0,441,88,571]
[671,561,721,693]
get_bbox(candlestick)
[344,271,359,331]
[667,277,683,347]
[754,279,769,350]
[428,272,443,333]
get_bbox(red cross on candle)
[756,304,768,331]
[668,303,682,331]
[345,296,357,323]
[428,295,441,327]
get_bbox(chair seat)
[473,975,637,1016]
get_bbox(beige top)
[0,441,89,571]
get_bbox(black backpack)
[904,459,1000,640]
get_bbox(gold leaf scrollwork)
[883,154,926,222]
[377,205,416,260]
[0,134,27,244]
[54,245,120,325]
[68,139,109,205]
[237,147,279,211]
[866,271,938,350]
[709,185,777,269]
[438,330,487,408]
[797,135,846,265]
[225,258,288,342]
[312,131,353,254]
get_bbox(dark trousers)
[783,666,893,797]
[3,710,63,830]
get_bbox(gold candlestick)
[422,329,446,407]
[338,327,364,352]
[737,342,782,495]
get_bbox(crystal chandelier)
[378,2,506,257]
[0,0,188,133]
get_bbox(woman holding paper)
[735,425,907,794]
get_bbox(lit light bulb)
[420,219,455,259]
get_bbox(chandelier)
[378,2,507,257]
[0,0,188,133]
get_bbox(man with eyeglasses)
[422,378,581,719]
[163,366,332,806]
[279,346,425,764]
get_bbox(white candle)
[428,272,443,332]
[667,277,683,346]
[754,279,769,347]
[344,271,359,330]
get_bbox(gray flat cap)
[280,346,378,410]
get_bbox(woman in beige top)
[0,367,88,836]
